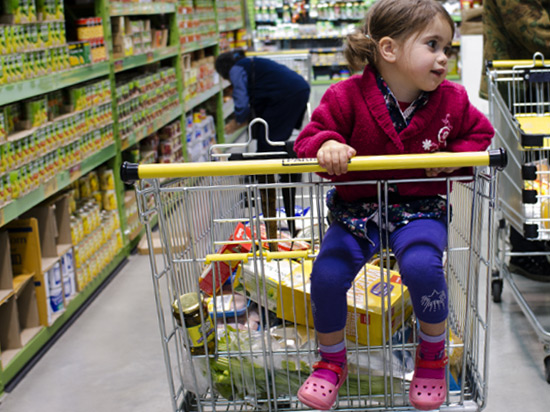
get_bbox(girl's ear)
[378,36,397,63]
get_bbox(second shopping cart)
[488,52,550,382]
[122,149,505,412]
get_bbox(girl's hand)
[318,140,357,175]
[425,167,461,177]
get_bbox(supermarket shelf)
[310,47,344,53]
[0,144,117,228]
[185,84,221,112]
[113,46,179,73]
[110,1,176,16]
[219,22,244,32]
[0,249,128,386]
[182,38,218,54]
[256,35,343,41]
[0,62,110,106]
[222,79,231,89]
[121,105,183,150]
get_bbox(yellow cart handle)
[121,149,507,182]
[488,52,549,69]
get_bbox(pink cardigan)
[294,65,494,201]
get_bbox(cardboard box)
[7,217,52,326]
[0,230,14,304]
[242,260,413,346]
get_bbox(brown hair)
[344,0,455,72]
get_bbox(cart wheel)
[544,356,550,384]
[491,278,503,303]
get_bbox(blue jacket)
[229,57,310,124]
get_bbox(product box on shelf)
[6,217,52,327]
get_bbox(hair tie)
[365,33,371,40]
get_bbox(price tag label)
[0,208,4,226]
[146,52,154,63]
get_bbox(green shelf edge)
[219,22,244,32]
[114,46,179,73]
[0,62,111,107]
[185,85,221,112]
[182,39,218,54]
[0,144,116,227]
[0,249,128,385]
[110,2,176,16]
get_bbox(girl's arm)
[427,91,494,176]
[294,87,356,175]
[447,97,494,153]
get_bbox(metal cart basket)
[487,52,550,382]
[121,149,505,412]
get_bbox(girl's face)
[393,15,453,99]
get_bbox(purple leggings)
[311,219,448,333]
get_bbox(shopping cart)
[487,52,550,382]
[121,149,505,412]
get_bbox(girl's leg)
[298,221,378,410]
[389,219,448,411]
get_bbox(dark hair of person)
[344,0,455,72]
[214,49,246,80]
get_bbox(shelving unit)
[0,0,245,395]
[248,0,463,84]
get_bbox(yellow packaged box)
[242,260,412,346]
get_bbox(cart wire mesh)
[128,153,502,412]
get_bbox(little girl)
[293,0,494,410]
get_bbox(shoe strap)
[312,360,344,379]
[416,353,449,369]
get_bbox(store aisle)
[0,252,549,412]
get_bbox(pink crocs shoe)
[297,361,348,410]
[409,354,448,411]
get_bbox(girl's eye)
[443,46,452,57]
[427,40,437,49]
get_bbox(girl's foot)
[297,360,348,410]
[409,331,447,411]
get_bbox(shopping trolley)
[487,52,550,382]
[121,148,505,412]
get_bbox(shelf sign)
[0,208,4,226]
[146,52,154,63]
[43,178,58,198]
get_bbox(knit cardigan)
[294,65,494,202]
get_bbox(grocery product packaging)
[242,260,413,346]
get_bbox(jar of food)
[172,292,215,355]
